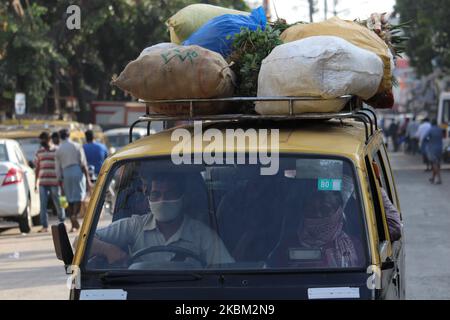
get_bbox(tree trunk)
[308,0,315,22]
[53,76,61,116]
[72,73,88,123]
[333,0,338,16]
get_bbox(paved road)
[0,222,73,299]
[389,152,450,299]
[0,152,449,299]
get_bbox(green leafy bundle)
[228,26,283,99]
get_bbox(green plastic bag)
[59,196,68,209]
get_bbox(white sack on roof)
[256,36,384,115]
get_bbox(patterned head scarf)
[298,191,359,267]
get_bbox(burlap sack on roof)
[112,45,236,115]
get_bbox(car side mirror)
[28,160,35,169]
[51,223,74,271]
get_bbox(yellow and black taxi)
[52,97,405,300]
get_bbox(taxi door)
[364,143,403,300]
[376,143,405,299]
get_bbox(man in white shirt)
[90,173,234,268]
[55,129,92,232]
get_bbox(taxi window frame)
[364,155,391,244]
[378,144,401,211]
[81,153,371,275]
[371,150,393,202]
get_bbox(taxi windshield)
[107,134,140,149]
[86,156,367,272]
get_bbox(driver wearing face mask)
[89,173,234,267]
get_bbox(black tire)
[18,198,32,234]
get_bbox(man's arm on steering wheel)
[90,237,129,264]
[91,216,141,264]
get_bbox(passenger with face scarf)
[268,190,362,268]
[90,173,233,267]
[297,191,361,268]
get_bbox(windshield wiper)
[100,271,203,285]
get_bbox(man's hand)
[104,243,129,265]
[91,237,129,266]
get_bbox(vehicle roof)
[0,120,84,133]
[104,127,148,135]
[0,130,42,139]
[110,119,376,162]
[0,126,85,139]
[0,138,19,145]
[1,119,82,126]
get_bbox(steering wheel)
[129,245,207,268]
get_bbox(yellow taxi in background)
[0,120,86,162]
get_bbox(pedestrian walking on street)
[425,120,444,185]
[406,116,420,155]
[34,132,66,233]
[398,118,409,152]
[55,129,92,232]
[416,118,432,171]
[83,130,108,176]
[388,121,399,152]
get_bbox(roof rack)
[129,96,378,145]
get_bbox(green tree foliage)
[395,0,450,75]
[0,0,248,118]
[0,1,65,110]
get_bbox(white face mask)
[149,196,183,222]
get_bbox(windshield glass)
[16,138,40,162]
[86,156,367,272]
[107,133,141,149]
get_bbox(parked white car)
[0,139,40,233]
